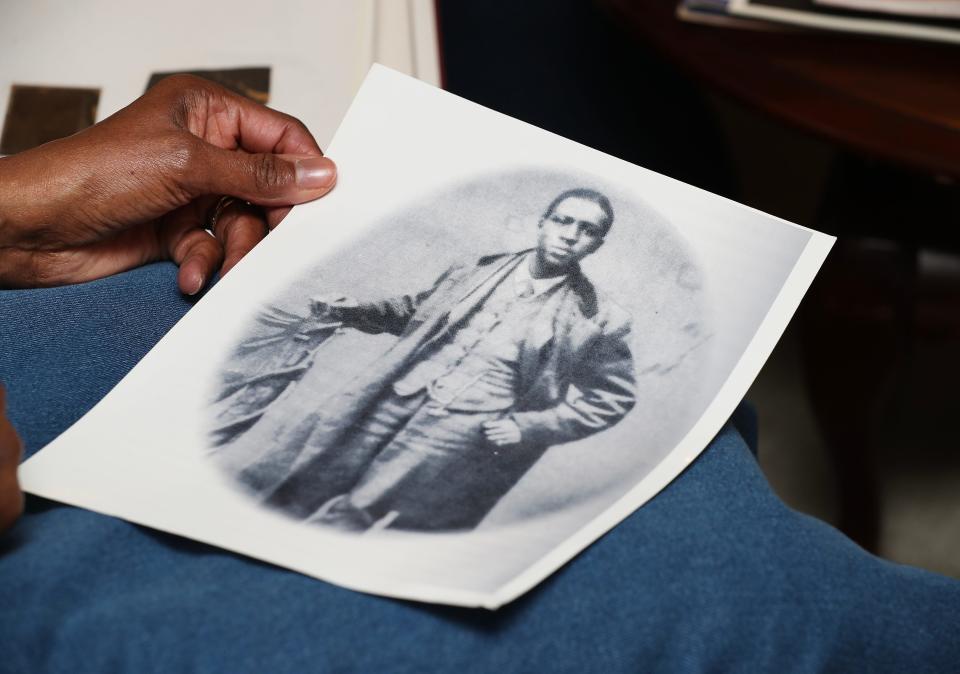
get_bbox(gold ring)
[206,196,264,235]
[206,195,238,234]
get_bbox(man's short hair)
[542,188,615,235]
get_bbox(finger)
[209,84,323,156]
[156,73,323,156]
[265,206,292,230]
[233,99,323,157]
[188,146,337,207]
[0,227,158,288]
[176,230,223,295]
[156,201,224,295]
[217,203,269,276]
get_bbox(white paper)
[729,0,960,43]
[20,66,834,609]
[815,0,960,18]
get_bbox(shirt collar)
[515,253,568,297]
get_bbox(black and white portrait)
[208,170,710,535]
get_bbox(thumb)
[195,146,337,206]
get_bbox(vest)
[393,268,566,412]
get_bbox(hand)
[0,386,24,534]
[0,74,337,294]
[482,418,522,446]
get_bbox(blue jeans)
[2,263,958,673]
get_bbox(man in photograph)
[234,188,636,531]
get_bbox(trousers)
[312,389,507,531]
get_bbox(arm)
[511,316,636,447]
[316,265,457,337]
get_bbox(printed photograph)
[0,84,99,155]
[207,169,715,535]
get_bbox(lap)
[2,263,959,673]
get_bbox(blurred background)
[3,0,957,576]
[440,0,960,579]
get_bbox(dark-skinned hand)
[0,73,337,293]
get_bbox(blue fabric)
[1,262,959,673]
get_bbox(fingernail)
[188,272,205,296]
[294,156,337,190]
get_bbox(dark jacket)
[231,252,636,523]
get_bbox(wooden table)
[600,0,960,180]
[599,0,960,550]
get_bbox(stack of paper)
[678,0,960,42]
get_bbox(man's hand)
[0,386,24,534]
[482,418,522,447]
[0,74,337,294]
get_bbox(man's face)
[536,196,607,271]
